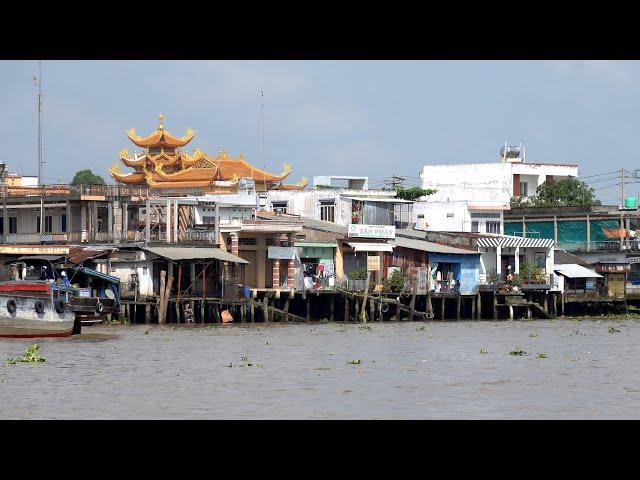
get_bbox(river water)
[1,319,639,419]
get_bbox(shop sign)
[268,246,296,260]
[367,256,380,271]
[348,224,395,239]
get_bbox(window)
[37,216,52,233]
[9,217,17,234]
[0,218,3,235]
[520,181,528,197]
[471,221,479,233]
[61,214,67,233]
[320,200,335,222]
[446,213,454,218]
[486,221,500,234]
[272,201,288,214]
[470,212,501,219]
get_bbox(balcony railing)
[1,229,220,245]
[479,273,554,290]
[556,240,640,253]
[0,183,152,199]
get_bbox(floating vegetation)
[480,349,488,355]
[240,355,261,368]
[609,327,621,334]
[5,344,46,366]
[337,328,347,333]
[347,359,361,365]
[509,348,527,356]
[359,325,372,331]
[537,353,547,359]
[144,329,150,335]
[416,326,426,331]
[265,341,270,345]
[529,333,539,338]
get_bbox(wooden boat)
[0,281,76,338]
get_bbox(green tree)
[71,169,105,185]
[510,178,601,208]
[395,186,437,201]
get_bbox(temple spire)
[158,113,164,131]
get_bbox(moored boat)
[0,281,76,338]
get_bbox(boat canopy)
[76,266,120,284]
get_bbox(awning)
[15,255,64,262]
[144,246,249,264]
[553,264,603,279]
[347,242,394,253]
[295,242,338,248]
[77,266,121,284]
[477,236,554,248]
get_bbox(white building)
[419,144,578,205]
[267,183,413,229]
[414,200,507,234]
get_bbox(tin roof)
[144,246,249,263]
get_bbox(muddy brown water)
[1,319,639,419]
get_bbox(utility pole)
[622,168,625,207]
[34,60,44,187]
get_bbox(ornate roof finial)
[158,113,164,131]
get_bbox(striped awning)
[476,236,554,248]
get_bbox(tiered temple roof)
[109,114,307,193]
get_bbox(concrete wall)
[413,200,504,234]
[421,162,579,204]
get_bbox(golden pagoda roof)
[127,114,195,148]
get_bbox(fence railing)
[1,228,219,245]
[556,240,640,252]
[0,183,154,199]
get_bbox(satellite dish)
[105,288,115,299]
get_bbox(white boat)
[0,281,77,338]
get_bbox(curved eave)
[127,129,195,148]
[110,171,146,184]
[121,155,146,168]
[215,157,291,182]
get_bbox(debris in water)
[480,349,488,355]
[347,359,361,365]
[609,327,621,334]
[529,333,539,338]
[537,353,547,359]
[5,344,46,366]
[509,348,526,356]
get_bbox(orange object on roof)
[602,228,629,239]
[109,114,305,193]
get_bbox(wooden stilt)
[344,297,349,322]
[426,290,433,319]
[361,272,370,323]
[561,292,565,316]
[306,295,311,321]
[493,292,498,320]
[369,295,375,323]
[283,293,290,322]
[409,285,417,322]
[200,300,205,323]
[145,303,151,324]
[395,297,401,322]
[441,297,445,321]
[471,295,476,320]
[264,296,270,322]
[250,298,255,322]
[476,292,482,320]
[456,294,461,321]
[175,300,180,324]
[159,270,166,324]
[509,305,514,320]
[354,298,360,322]
[330,294,335,322]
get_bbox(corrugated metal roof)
[347,242,394,252]
[300,217,348,235]
[392,236,479,255]
[144,247,249,264]
[341,196,413,203]
[77,266,121,284]
[553,264,602,279]
[295,241,338,248]
[477,236,554,248]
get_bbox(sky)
[1,60,639,205]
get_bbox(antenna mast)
[35,60,44,186]
[260,90,265,171]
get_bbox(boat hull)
[0,318,75,338]
[0,281,76,338]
